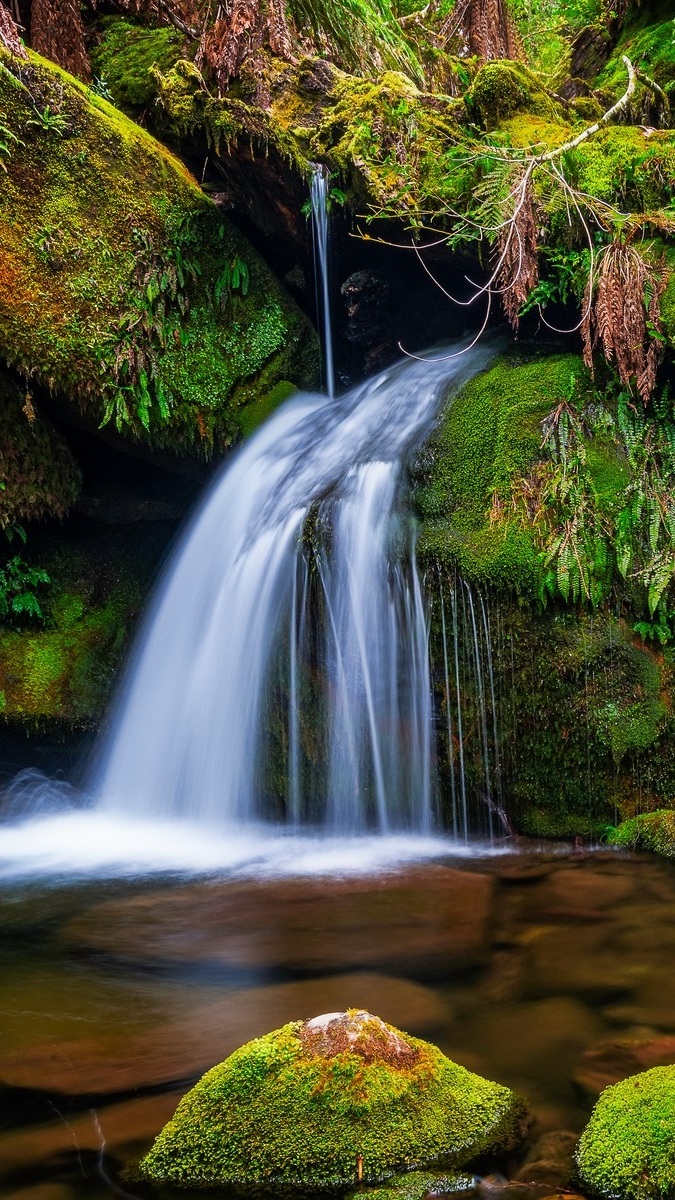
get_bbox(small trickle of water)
[310,163,336,399]
[90,346,496,834]
[436,573,505,840]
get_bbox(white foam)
[0,809,512,883]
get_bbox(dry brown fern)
[496,174,538,330]
[31,0,90,80]
[0,3,24,57]
[198,0,293,97]
[581,241,665,405]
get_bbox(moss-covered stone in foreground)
[608,809,675,859]
[137,1010,528,1191]
[575,1065,675,1200]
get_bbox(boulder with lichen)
[137,1009,529,1191]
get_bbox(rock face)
[137,1009,528,1191]
[575,1065,675,1200]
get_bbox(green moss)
[91,18,184,111]
[238,380,297,438]
[576,1065,675,1200]
[608,809,675,858]
[0,538,148,729]
[137,1016,527,1190]
[571,125,675,211]
[467,60,563,128]
[0,46,318,456]
[0,369,81,526]
[413,353,580,590]
[595,17,675,104]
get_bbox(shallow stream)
[2,844,675,1199]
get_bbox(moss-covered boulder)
[575,1065,675,1200]
[0,44,318,455]
[467,60,564,128]
[91,17,185,112]
[137,1010,528,1191]
[608,809,675,858]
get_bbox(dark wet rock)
[513,1131,578,1188]
[574,1036,675,1096]
[137,1010,529,1190]
[59,867,494,979]
[0,973,446,1097]
[341,270,397,376]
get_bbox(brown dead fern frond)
[581,241,666,405]
[31,0,90,80]
[495,174,538,329]
[0,2,25,57]
[198,0,293,97]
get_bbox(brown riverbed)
[2,846,675,1200]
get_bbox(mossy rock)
[137,1010,528,1191]
[608,809,675,858]
[91,16,185,111]
[0,369,81,526]
[413,352,582,590]
[0,45,318,456]
[575,1065,675,1200]
[467,60,563,128]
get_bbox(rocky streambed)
[2,846,675,1198]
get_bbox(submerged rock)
[575,1064,675,1200]
[137,1009,529,1191]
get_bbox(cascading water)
[91,347,496,833]
[435,573,507,842]
[310,164,336,399]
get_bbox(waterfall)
[91,347,496,832]
[310,164,336,399]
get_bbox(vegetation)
[138,1013,527,1190]
[576,1066,675,1200]
[608,809,675,856]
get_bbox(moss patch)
[576,1065,675,1200]
[467,60,564,128]
[608,809,675,858]
[413,353,580,590]
[137,1012,528,1191]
